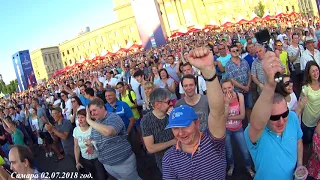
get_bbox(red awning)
[222,22,234,28]
[263,15,275,21]
[275,13,287,18]
[236,19,249,25]
[204,24,219,29]
[129,44,142,49]
[288,12,300,17]
[249,16,262,23]
[186,28,201,34]
[170,32,185,38]
[115,48,129,54]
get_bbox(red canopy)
[82,59,91,64]
[275,13,287,18]
[263,15,275,21]
[52,69,65,77]
[72,63,81,67]
[204,24,219,29]
[186,28,201,34]
[128,44,142,49]
[170,32,185,38]
[222,22,234,28]
[288,12,300,17]
[115,48,129,54]
[249,17,262,23]
[236,19,249,25]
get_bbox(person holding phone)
[73,109,107,180]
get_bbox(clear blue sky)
[0,0,116,84]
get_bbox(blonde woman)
[142,81,155,115]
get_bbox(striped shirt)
[90,112,133,166]
[162,129,226,180]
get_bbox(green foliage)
[254,1,265,18]
[0,79,18,95]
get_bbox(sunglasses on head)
[269,109,289,121]
[284,80,293,87]
[276,44,283,47]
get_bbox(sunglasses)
[231,49,240,53]
[284,80,293,87]
[269,109,289,121]
[276,44,283,47]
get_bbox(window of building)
[292,6,295,11]
[95,38,99,43]
[89,41,92,46]
[225,2,230,8]
[109,34,112,39]
[123,29,126,34]
[168,14,178,30]
[67,50,70,55]
[62,52,65,57]
[165,2,170,6]
[72,48,74,52]
[184,10,194,26]
[286,6,289,12]
[101,36,105,42]
[69,59,72,64]
[218,4,222,9]
[115,31,119,37]
[60,63,62,68]
[64,62,67,66]
[45,56,47,62]
[234,2,238,6]
[47,66,50,71]
[77,46,80,51]
[209,6,214,11]
[130,26,134,32]
[56,54,59,59]
[49,55,52,62]
[37,71,40,76]
[84,43,87,48]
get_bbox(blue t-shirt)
[79,94,90,107]
[217,54,231,77]
[244,111,303,180]
[105,100,134,129]
[244,54,257,69]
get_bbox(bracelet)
[203,73,217,82]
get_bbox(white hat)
[305,36,315,43]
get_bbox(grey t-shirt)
[175,95,209,132]
[36,107,49,132]
[54,119,74,155]
[140,112,174,171]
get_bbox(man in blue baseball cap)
[162,47,226,180]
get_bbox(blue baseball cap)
[165,105,198,129]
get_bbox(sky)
[0,0,117,84]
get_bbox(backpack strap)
[128,90,135,104]
[196,76,200,94]
[119,94,122,101]
[138,84,142,99]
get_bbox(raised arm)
[187,47,225,138]
[248,52,284,143]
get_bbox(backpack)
[195,76,206,95]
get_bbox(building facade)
[59,0,140,67]
[30,46,63,82]
[298,0,319,16]
[12,50,36,92]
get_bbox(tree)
[0,79,18,95]
[254,1,265,18]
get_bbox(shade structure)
[106,52,116,57]
[73,62,82,67]
[222,22,234,28]
[275,13,287,18]
[249,16,262,23]
[116,48,129,54]
[236,19,249,25]
[186,28,201,34]
[288,12,300,17]
[262,15,275,21]
[170,32,185,38]
[204,24,219,30]
[128,44,142,49]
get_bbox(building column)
[187,0,199,25]
[190,0,203,26]
[159,2,172,36]
[175,0,187,27]
[170,0,183,27]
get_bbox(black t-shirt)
[0,125,8,146]
[96,90,107,104]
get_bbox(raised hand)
[187,47,216,77]
[262,51,284,87]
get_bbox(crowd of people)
[0,16,319,180]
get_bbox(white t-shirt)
[73,127,98,160]
[179,75,207,95]
[287,93,298,111]
[103,78,119,88]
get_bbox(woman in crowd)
[275,74,307,118]
[73,109,108,180]
[142,81,155,115]
[157,69,177,105]
[301,61,320,145]
[60,91,72,120]
[70,96,85,127]
[2,117,26,147]
[221,79,255,177]
[150,65,160,85]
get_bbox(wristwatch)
[203,73,217,82]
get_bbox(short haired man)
[251,43,267,94]
[244,52,303,179]
[105,88,135,134]
[176,74,209,132]
[87,98,141,180]
[301,36,320,70]
[45,107,74,158]
[162,47,226,179]
[179,63,207,97]
[140,88,175,172]
[4,145,43,179]
[133,69,146,107]
[84,88,96,101]
[216,44,232,79]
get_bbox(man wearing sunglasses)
[225,44,252,122]
[244,51,303,180]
